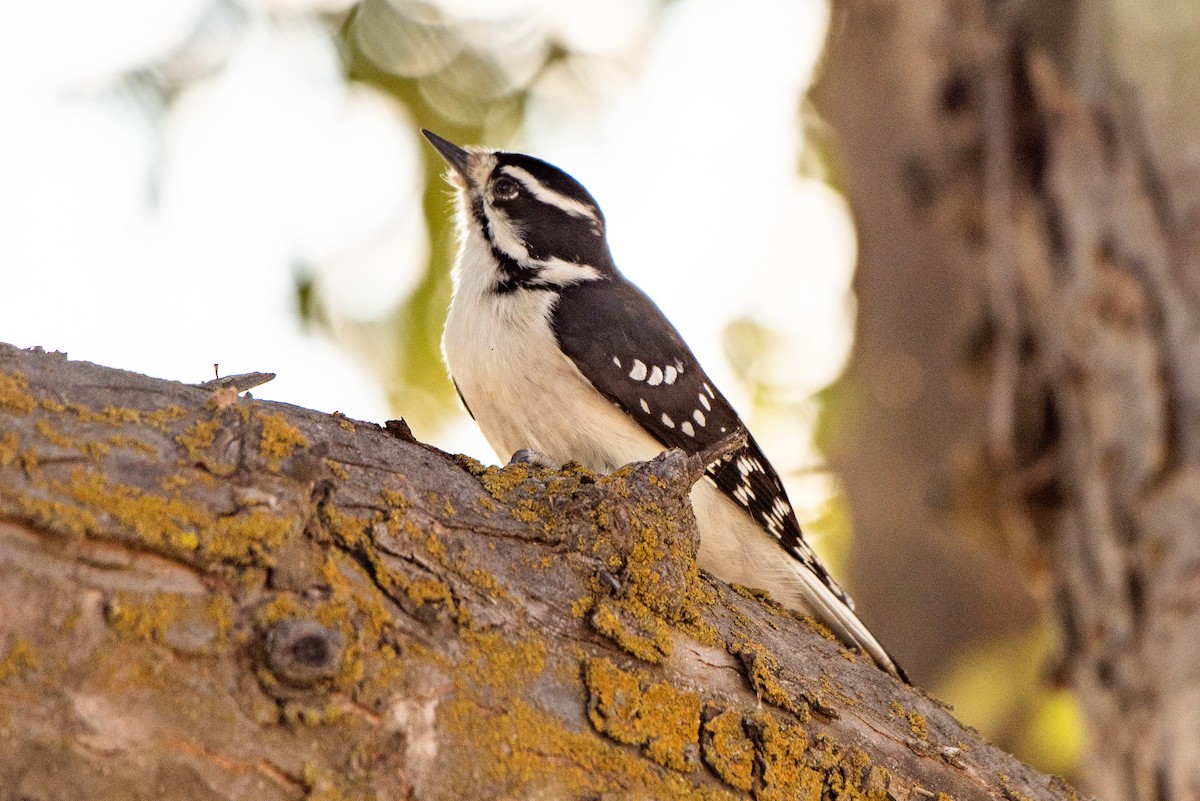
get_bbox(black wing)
[551,277,852,607]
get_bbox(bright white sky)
[0,0,854,516]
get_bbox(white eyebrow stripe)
[500,165,598,221]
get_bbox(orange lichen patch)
[583,657,701,772]
[0,637,39,682]
[101,406,141,424]
[9,490,98,537]
[175,418,219,461]
[380,488,410,516]
[0,371,35,414]
[333,413,356,432]
[34,419,73,449]
[405,578,456,609]
[106,591,234,652]
[729,640,809,722]
[63,468,291,564]
[204,509,293,564]
[143,404,187,430]
[466,568,507,599]
[324,459,349,480]
[459,629,547,694]
[590,599,672,664]
[81,440,110,460]
[159,473,190,491]
[701,707,755,791]
[800,616,837,642]
[908,710,929,740]
[749,712,817,801]
[258,411,310,463]
[0,432,19,468]
[440,694,736,800]
[998,774,1033,801]
[105,435,158,455]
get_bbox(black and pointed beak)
[421,129,471,180]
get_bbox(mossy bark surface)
[0,343,1075,800]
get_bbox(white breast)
[442,231,663,471]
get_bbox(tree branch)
[0,343,1077,800]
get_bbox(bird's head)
[422,130,614,292]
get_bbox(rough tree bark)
[817,2,1200,798]
[0,342,1079,799]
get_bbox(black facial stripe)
[473,197,550,294]
[501,194,607,267]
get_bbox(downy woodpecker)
[423,130,906,681]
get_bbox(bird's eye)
[493,177,519,200]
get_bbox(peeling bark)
[0,343,1078,799]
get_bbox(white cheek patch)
[535,257,601,284]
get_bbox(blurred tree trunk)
[817,1,1200,798]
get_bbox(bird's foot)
[508,448,559,469]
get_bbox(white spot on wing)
[612,356,621,368]
[661,413,675,429]
[640,398,650,414]
[647,366,663,386]
[664,366,677,385]
[703,383,715,398]
[681,421,695,437]
[693,410,706,426]
[629,360,647,381]
[699,394,711,411]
